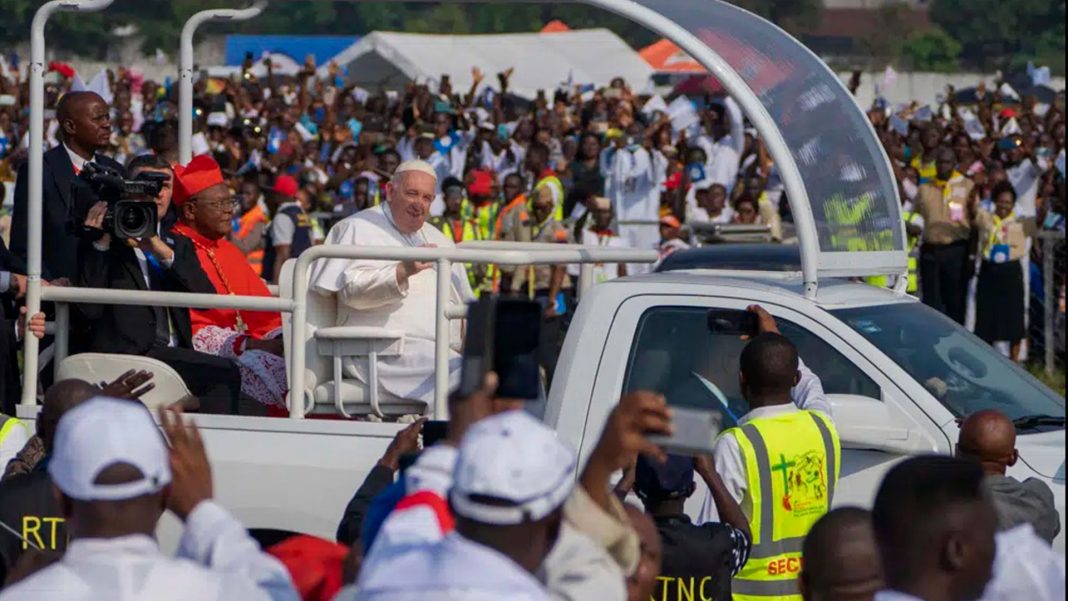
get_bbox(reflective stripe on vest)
[0,415,25,445]
[730,411,840,600]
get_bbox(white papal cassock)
[310,203,474,404]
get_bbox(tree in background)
[736,0,822,34]
[902,29,961,72]
[930,0,1065,72]
[856,2,913,70]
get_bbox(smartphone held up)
[459,295,542,401]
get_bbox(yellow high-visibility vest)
[0,415,27,450]
[727,410,840,601]
[865,210,921,293]
[533,174,565,222]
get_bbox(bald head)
[801,507,883,601]
[56,91,104,123]
[956,410,1017,475]
[739,333,800,407]
[39,379,101,452]
[56,91,112,155]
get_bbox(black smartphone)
[459,296,541,400]
[707,309,758,336]
[422,420,449,448]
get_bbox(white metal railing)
[29,244,657,420]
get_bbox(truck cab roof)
[605,269,915,311]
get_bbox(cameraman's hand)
[85,201,111,248]
[84,201,107,230]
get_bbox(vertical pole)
[288,255,309,419]
[22,0,114,407]
[435,258,451,419]
[1043,234,1055,377]
[178,2,266,165]
[53,302,69,381]
[178,18,197,165]
[21,13,48,406]
[578,264,593,297]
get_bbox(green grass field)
[1027,362,1067,397]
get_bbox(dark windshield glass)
[832,303,1064,421]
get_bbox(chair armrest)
[315,326,406,341]
[314,327,405,357]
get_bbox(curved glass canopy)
[584,0,907,285]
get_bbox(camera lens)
[120,206,147,232]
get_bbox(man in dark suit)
[77,154,242,414]
[11,91,124,282]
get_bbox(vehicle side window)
[621,306,879,427]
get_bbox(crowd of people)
[0,50,1061,601]
[0,58,1063,367]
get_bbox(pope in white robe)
[310,160,474,405]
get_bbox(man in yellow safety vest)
[698,305,840,601]
[525,141,565,222]
[431,180,484,293]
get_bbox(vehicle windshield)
[832,303,1064,423]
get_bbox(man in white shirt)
[872,456,997,601]
[0,397,298,601]
[310,160,474,404]
[693,97,744,194]
[601,132,658,276]
[1001,135,1048,217]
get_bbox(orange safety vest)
[235,204,267,276]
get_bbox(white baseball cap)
[450,410,576,525]
[49,397,172,501]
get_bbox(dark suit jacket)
[77,230,216,355]
[11,145,125,281]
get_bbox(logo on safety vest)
[771,450,827,515]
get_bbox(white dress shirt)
[698,359,832,523]
[0,501,299,601]
[64,143,91,174]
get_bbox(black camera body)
[79,162,165,240]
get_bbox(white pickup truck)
[25,261,1062,552]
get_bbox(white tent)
[324,29,654,98]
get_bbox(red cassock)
[172,222,282,339]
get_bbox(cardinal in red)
[170,154,287,408]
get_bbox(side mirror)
[827,393,919,455]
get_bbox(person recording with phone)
[697,304,839,600]
[616,453,751,601]
[77,154,242,415]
